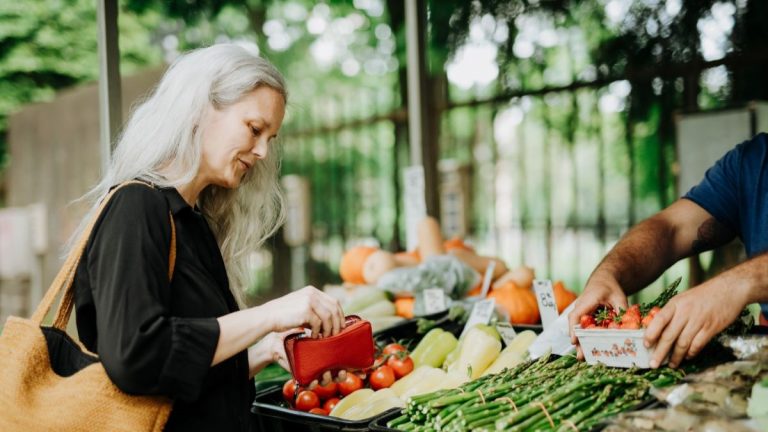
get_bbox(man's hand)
[568,273,628,359]
[643,280,748,368]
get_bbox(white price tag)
[461,298,496,338]
[403,166,427,251]
[495,322,518,346]
[479,261,496,298]
[533,280,559,329]
[423,288,446,314]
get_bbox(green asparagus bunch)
[386,354,684,431]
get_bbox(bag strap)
[31,180,177,330]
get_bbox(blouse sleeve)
[86,184,220,402]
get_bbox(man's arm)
[568,199,736,357]
[645,251,768,368]
[596,199,736,294]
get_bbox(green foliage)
[0,0,162,170]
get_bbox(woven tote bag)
[0,181,175,431]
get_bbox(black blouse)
[73,183,254,432]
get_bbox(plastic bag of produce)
[376,255,480,300]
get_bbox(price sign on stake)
[423,288,446,314]
[403,166,427,251]
[533,280,559,329]
[479,261,496,298]
[495,322,517,346]
[461,298,496,338]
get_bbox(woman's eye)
[250,126,261,137]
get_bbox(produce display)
[276,323,539,423]
[387,353,685,431]
[258,208,768,432]
[336,216,579,327]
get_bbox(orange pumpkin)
[553,280,577,313]
[488,282,540,324]
[339,246,378,284]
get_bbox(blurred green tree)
[0,0,163,171]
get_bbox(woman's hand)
[262,286,345,338]
[568,273,628,359]
[248,330,292,378]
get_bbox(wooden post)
[97,0,122,173]
[405,0,440,219]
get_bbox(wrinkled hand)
[643,281,746,368]
[263,286,345,338]
[568,274,628,360]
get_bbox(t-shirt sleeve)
[86,184,220,403]
[682,142,743,234]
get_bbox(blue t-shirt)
[684,132,768,317]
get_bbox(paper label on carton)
[461,298,495,338]
[533,280,559,329]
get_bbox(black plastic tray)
[250,384,401,432]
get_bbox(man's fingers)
[669,322,697,368]
[686,329,711,359]
[644,303,674,348]
[609,294,628,311]
[649,311,686,368]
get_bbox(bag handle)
[31,181,177,330]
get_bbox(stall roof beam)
[97,0,122,173]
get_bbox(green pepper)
[411,328,444,367]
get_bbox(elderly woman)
[69,44,344,431]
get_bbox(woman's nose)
[252,138,268,159]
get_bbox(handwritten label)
[461,298,496,338]
[479,261,496,298]
[533,280,559,329]
[423,288,446,314]
[403,166,427,251]
[496,322,518,346]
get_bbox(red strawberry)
[580,314,597,329]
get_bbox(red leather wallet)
[284,315,375,386]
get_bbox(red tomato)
[323,397,340,413]
[382,343,407,356]
[387,355,414,379]
[308,407,329,416]
[369,366,396,390]
[295,390,320,411]
[282,379,297,402]
[312,380,338,400]
[338,373,363,396]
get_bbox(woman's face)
[198,86,285,189]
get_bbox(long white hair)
[68,44,287,305]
